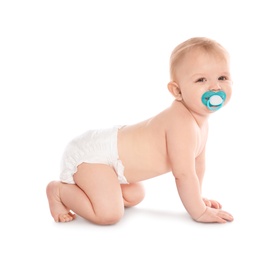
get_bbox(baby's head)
[169,37,230,81]
[168,37,232,113]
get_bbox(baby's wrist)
[194,207,207,221]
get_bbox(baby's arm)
[196,149,223,208]
[166,122,233,223]
[166,122,206,219]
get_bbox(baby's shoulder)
[158,104,201,142]
[161,102,196,127]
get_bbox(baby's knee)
[92,208,124,225]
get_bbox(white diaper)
[59,126,128,184]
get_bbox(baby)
[46,37,234,224]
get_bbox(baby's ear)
[167,81,182,101]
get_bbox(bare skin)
[46,181,76,222]
[47,164,145,224]
[46,46,234,224]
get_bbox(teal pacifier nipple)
[201,91,226,111]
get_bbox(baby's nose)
[209,83,221,91]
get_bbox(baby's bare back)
[118,116,170,182]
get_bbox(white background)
[1,0,271,259]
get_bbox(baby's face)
[175,48,232,115]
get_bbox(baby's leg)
[71,163,124,225]
[121,182,145,207]
[47,163,124,225]
[47,163,124,224]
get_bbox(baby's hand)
[195,207,234,223]
[202,198,222,209]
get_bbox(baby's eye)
[218,76,227,81]
[196,78,207,83]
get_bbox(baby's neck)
[177,100,209,128]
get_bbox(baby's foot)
[46,181,76,222]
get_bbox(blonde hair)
[169,37,229,80]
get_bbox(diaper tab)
[113,159,129,184]
[201,91,226,111]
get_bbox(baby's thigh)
[74,163,124,214]
[121,182,145,207]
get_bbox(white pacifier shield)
[209,95,223,106]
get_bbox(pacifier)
[201,91,226,111]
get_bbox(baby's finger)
[218,210,234,222]
[203,198,212,207]
[210,200,222,209]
